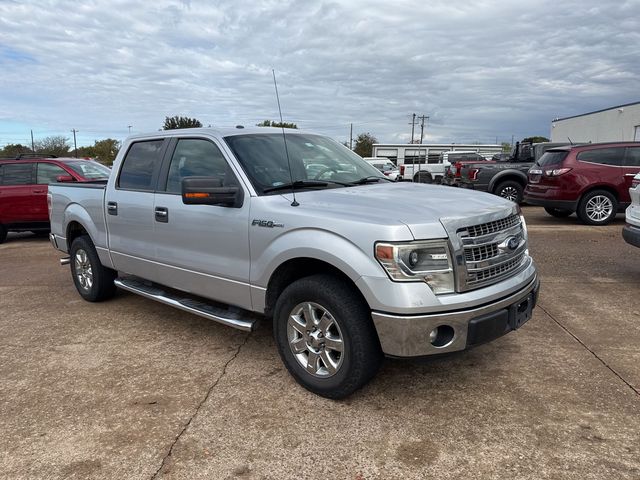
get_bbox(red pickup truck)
[0,155,110,243]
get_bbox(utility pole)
[349,123,353,150]
[128,125,133,134]
[417,115,429,144]
[71,129,78,158]
[409,113,416,144]
[30,130,35,152]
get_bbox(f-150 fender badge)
[252,219,284,228]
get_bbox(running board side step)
[114,277,258,332]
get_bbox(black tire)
[413,171,433,184]
[0,224,7,244]
[494,180,523,204]
[544,207,573,218]
[69,235,117,302]
[576,190,618,226]
[273,274,382,399]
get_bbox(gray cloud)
[0,0,638,147]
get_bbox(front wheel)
[577,190,618,225]
[70,235,117,302]
[494,180,524,203]
[273,274,382,399]
[544,207,573,218]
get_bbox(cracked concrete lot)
[1,206,639,479]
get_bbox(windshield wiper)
[263,180,330,193]
[348,176,392,185]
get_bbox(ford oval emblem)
[507,236,520,251]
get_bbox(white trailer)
[371,143,502,183]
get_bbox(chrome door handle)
[107,201,118,215]
[155,207,168,223]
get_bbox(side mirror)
[56,175,75,183]
[181,176,243,208]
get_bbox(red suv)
[0,155,110,243]
[524,142,640,225]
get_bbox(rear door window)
[577,147,625,166]
[36,163,68,184]
[118,140,165,190]
[0,162,34,185]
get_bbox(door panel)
[105,139,166,279]
[0,162,37,223]
[152,137,252,309]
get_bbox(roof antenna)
[567,137,573,145]
[272,69,299,207]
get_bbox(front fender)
[251,227,385,288]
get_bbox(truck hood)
[284,182,517,239]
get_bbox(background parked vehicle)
[364,157,402,181]
[623,172,640,247]
[525,142,640,225]
[0,154,110,243]
[408,151,489,184]
[454,142,573,203]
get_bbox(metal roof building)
[550,101,640,143]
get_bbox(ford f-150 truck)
[48,127,539,398]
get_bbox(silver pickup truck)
[48,127,539,398]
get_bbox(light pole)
[128,125,133,134]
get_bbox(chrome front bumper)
[371,275,539,357]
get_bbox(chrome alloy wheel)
[74,248,93,290]
[287,302,344,378]
[585,195,613,222]
[499,186,519,202]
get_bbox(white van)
[363,157,402,181]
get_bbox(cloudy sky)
[1,0,639,149]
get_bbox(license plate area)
[510,293,533,329]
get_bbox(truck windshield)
[66,161,111,180]
[536,151,569,167]
[225,133,384,195]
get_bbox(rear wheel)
[544,207,573,218]
[413,171,433,184]
[0,224,7,244]
[70,235,117,302]
[273,274,382,399]
[494,180,523,203]
[577,190,618,225]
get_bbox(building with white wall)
[550,101,640,143]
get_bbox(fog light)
[429,325,455,348]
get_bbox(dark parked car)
[524,142,640,225]
[0,155,110,243]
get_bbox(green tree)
[353,132,377,158]
[256,120,298,129]
[34,136,70,156]
[1,144,32,157]
[501,142,512,153]
[163,115,203,130]
[93,138,121,166]
[521,136,550,144]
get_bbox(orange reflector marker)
[375,244,394,260]
[185,192,210,198]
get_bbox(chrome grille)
[467,252,526,285]
[464,243,499,262]
[450,212,529,291]
[462,214,520,238]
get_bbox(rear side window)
[624,147,640,167]
[118,140,164,190]
[577,147,625,166]
[0,163,34,185]
[36,163,67,184]
[537,151,569,167]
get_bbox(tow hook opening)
[429,325,455,348]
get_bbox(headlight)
[375,240,455,294]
